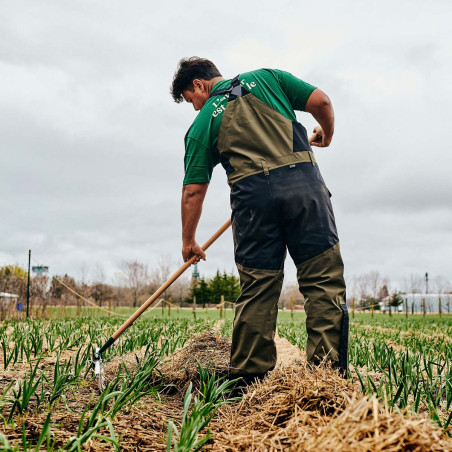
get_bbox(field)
[1,310,451,451]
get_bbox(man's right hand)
[181,183,209,265]
[182,241,206,264]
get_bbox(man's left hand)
[311,126,332,148]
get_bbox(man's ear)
[192,78,205,92]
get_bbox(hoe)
[92,219,232,391]
[92,134,318,391]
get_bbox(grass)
[12,305,307,321]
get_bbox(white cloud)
[1,0,451,289]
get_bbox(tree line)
[0,261,241,318]
[190,270,240,306]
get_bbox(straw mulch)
[203,336,452,452]
[302,396,451,451]
[159,329,231,393]
[152,330,452,451]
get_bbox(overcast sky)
[1,0,451,291]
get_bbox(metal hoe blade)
[93,347,106,392]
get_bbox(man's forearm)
[181,183,209,245]
[305,88,335,142]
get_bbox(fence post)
[352,297,355,319]
[405,298,408,318]
[220,295,224,319]
[439,296,442,317]
[168,296,171,317]
[422,298,426,317]
[26,250,31,318]
[193,296,197,320]
[371,297,374,318]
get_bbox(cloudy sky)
[1,0,451,291]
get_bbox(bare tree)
[368,271,382,301]
[409,273,424,313]
[90,262,112,308]
[77,263,91,306]
[31,275,51,318]
[344,274,354,306]
[444,278,452,313]
[356,274,370,308]
[435,275,447,295]
[0,265,27,318]
[435,275,449,315]
[50,274,77,311]
[171,273,191,305]
[348,275,359,303]
[149,255,172,296]
[79,263,90,286]
[118,260,150,307]
[0,265,27,300]
[90,283,113,308]
[410,273,423,294]
[93,263,106,284]
[379,282,390,300]
[280,282,304,309]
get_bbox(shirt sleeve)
[274,70,317,112]
[183,137,215,185]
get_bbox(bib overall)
[210,76,349,376]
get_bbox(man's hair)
[171,57,222,103]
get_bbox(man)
[171,57,348,381]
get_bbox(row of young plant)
[0,317,216,450]
[0,316,212,370]
[352,313,452,336]
[277,315,452,431]
[167,364,239,451]
[351,323,452,364]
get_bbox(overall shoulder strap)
[209,75,243,98]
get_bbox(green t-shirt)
[183,69,316,185]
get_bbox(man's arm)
[181,183,209,263]
[304,88,335,147]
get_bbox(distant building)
[192,264,200,280]
[0,291,19,300]
[379,298,403,313]
[381,293,451,313]
[32,266,49,277]
[191,264,200,293]
[0,292,19,309]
